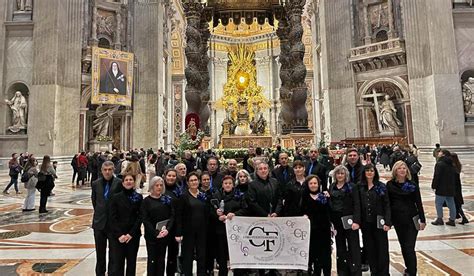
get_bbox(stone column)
[79,107,89,151]
[286,0,310,133]
[387,0,395,38]
[28,0,83,156]
[0,0,7,135]
[403,0,465,146]
[125,109,132,149]
[363,2,371,44]
[276,13,293,134]
[183,0,210,130]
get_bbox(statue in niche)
[16,0,32,11]
[4,91,28,133]
[93,105,119,138]
[462,77,474,114]
[380,94,402,132]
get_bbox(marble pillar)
[132,0,162,149]
[403,0,466,146]
[0,0,7,136]
[319,0,358,141]
[28,0,82,156]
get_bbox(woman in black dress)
[141,176,174,276]
[175,172,210,276]
[282,160,306,216]
[301,175,331,275]
[358,164,391,276]
[328,165,362,276]
[108,174,143,276]
[387,161,425,276]
[211,175,246,276]
[162,168,181,275]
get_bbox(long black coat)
[431,156,456,197]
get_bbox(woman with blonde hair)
[387,160,426,276]
[123,154,143,191]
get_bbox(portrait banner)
[91,47,134,106]
[226,216,310,270]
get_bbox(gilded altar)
[221,135,273,149]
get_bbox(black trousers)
[166,236,179,275]
[361,222,389,276]
[205,224,217,274]
[182,230,207,276]
[216,233,229,276]
[333,217,362,276]
[308,227,332,276]
[108,236,140,276]
[394,222,418,276]
[93,228,112,276]
[146,238,168,276]
[39,188,52,212]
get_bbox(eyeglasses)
[310,151,318,153]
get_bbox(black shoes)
[446,219,456,227]
[460,217,469,224]
[22,208,35,212]
[39,209,49,214]
[431,218,444,225]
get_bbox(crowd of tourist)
[2,142,469,276]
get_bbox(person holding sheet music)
[387,161,426,276]
[175,172,210,276]
[358,164,391,276]
[141,176,174,276]
[328,165,362,276]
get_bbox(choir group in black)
[91,147,426,276]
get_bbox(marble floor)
[0,152,473,275]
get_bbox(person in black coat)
[451,153,469,224]
[162,169,181,275]
[431,149,457,226]
[235,169,252,195]
[344,148,364,185]
[211,175,247,276]
[358,164,391,276]
[207,156,224,191]
[245,162,282,276]
[71,154,79,184]
[301,175,332,276]
[328,165,362,276]
[305,147,329,191]
[141,176,174,276]
[108,174,143,276]
[271,152,295,191]
[175,172,210,276]
[387,161,426,276]
[91,161,123,276]
[281,160,305,216]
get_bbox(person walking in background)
[37,155,57,213]
[22,157,38,212]
[432,143,441,161]
[451,153,469,224]
[76,152,88,187]
[3,153,22,195]
[387,161,426,276]
[431,150,457,227]
[71,154,79,184]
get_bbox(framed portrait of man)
[91,47,134,106]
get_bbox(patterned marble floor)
[0,152,473,275]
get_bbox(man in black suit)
[91,161,123,276]
[271,152,294,193]
[305,147,329,191]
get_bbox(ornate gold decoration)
[211,19,276,37]
[215,44,271,122]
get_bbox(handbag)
[37,172,47,182]
[410,161,422,174]
[21,171,30,183]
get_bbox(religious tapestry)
[91,47,134,106]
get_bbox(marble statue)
[93,105,119,138]
[186,117,198,138]
[4,91,28,133]
[380,95,402,132]
[462,77,474,114]
[16,0,32,11]
[251,113,267,135]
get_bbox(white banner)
[226,216,310,270]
